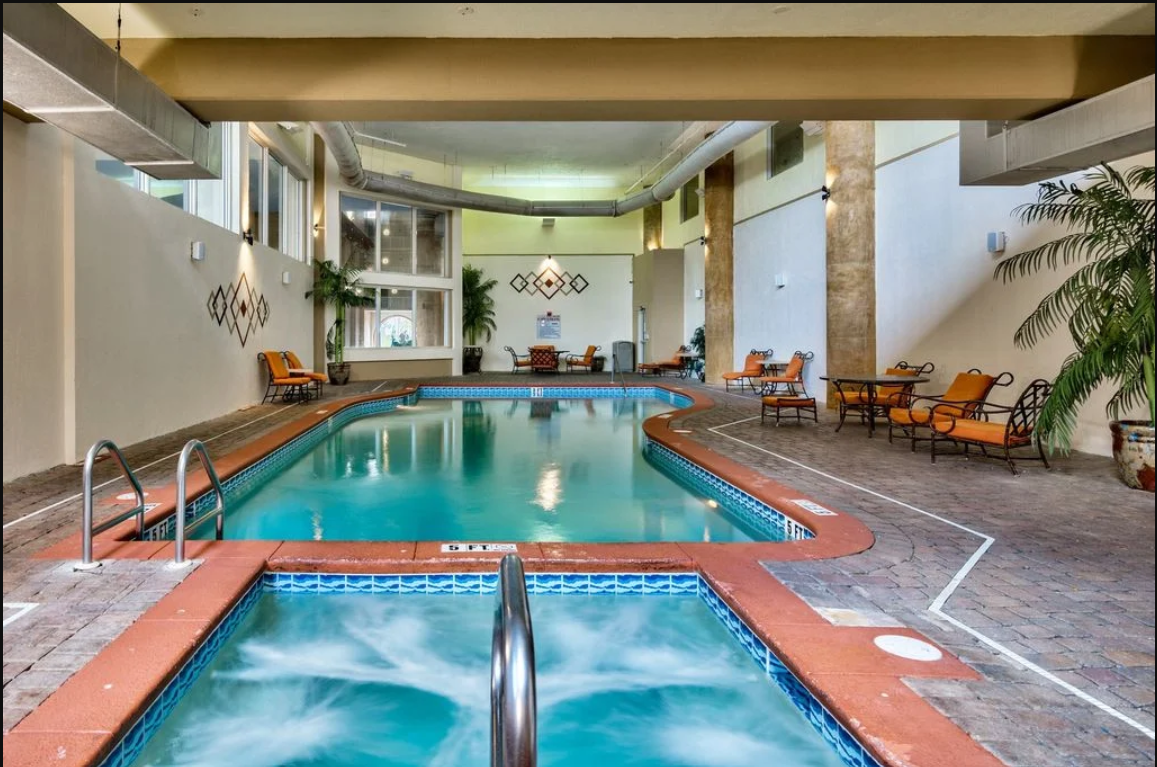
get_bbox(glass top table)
[821,374,930,437]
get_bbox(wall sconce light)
[542,218,556,228]
[698,236,707,246]
[774,273,788,289]
[242,228,255,246]
[282,270,292,286]
[547,254,555,262]
[190,241,206,262]
[313,223,325,235]
[820,185,832,202]
[694,288,704,299]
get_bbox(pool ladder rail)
[492,554,538,767]
[78,438,226,570]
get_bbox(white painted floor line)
[370,380,391,393]
[3,404,296,531]
[3,602,39,627]
[709,417,1156,740]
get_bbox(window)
[247,138,307,260]
[766,122,804,179]
[247,137,263,243]
[93,122,239,230]
[680,176,700,222]
[348,287,449,349]
[339,193,448,276]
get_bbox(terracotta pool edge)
[3,555,1002,767]
[35,382,874,562]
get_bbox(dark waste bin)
[591,355,606,372]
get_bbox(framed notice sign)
[536,314,562,340]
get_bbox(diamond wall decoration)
[511,268,590,299]
[208,273,270,347]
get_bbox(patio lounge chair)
[258,351,312,403]
[637,347,687,376]
[505,346,533,373]
[927,379,1053,474]
[834,360,934,432]
[723,349,771,393]
[888,369,1014,450]
[566,345,601,373]
[759,350,813,395]
[284,350,326,399]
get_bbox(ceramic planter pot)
[327,362,351,386]
[463,347,484,375]
[1111,420,1155,492]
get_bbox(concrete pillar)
[825,121,876,404]
[312,133,328,371]
[642,202,662,252]
[704,157,734,385]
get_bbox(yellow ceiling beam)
[115,36,1156,122]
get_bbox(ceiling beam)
[113,36,1155,122]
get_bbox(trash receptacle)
[591,355,606,372]
[612,341,635,372]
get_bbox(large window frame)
[247,135,308,262]
[339,193,449,277]
[679,176,700,223]
[346,286,451,350]
[766,121,805,180]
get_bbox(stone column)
[704,156,734,385]
[642,201,662,253]
[825,121,876,405]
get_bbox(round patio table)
[821,374,930,437]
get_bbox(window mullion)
[411,208,417,275]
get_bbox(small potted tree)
[996,164,1155,491]
[306,260,374,386]
[462,264,498,374]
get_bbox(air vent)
[2,3,220,180]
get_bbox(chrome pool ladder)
[79,439,147,569]
[491,554,537,767]
[172,439,226,567]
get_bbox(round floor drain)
[873,634,943,662]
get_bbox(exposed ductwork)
[960,75,1154,186]
[312,120,770,217]
[2,3,220,180]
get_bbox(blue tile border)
[141,385,811,543]
[101,571,880,767]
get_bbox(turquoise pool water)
[126,593,847,767]
[209,398,774,542]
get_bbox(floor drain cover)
[873,634,943,662]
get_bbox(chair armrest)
[905,394,991,416]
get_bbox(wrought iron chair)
[833,360,934,432]
[888,369,1014,451]
[283,350,326,399]
[638,346,688,377]
[928,379,1053,474]
[566,345,601,373]
[759,350,813,396]
[505,346,533,373]
[723,349,772,393]
[258,351,312,403]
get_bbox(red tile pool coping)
[16,385,1005,767]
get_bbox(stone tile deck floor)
[2,373,1153,766]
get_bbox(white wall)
[733,196,828,401]
[3,117,67,481]
[71,141,316,455]
[463,254,633,372]
[877,138,1153,455]
[682,240,705,344]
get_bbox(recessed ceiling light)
[189,7,203,17]
[772,4,792,13]
[457,6,475,15]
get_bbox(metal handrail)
[173,440,226,566]
[491,554,537,767]
[79,439,147,569]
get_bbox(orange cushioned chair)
[566,345,601,373]
[888,369,1013,451]
[928,379,1053,474]
[834,360,934,432]
[759,350,813,396]
[723,349,771,393]
[505,346,533,373]
[259,351,312,403]
[637,347,687,376]
[284,350,326,399]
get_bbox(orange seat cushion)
[762,396,815,407]
[273,377,311,386]
[935,419,1030,446]
[722,371,754,380]
[514,360,533,367]
[841,391,908,407]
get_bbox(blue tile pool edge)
[97,571,880,767]
[142,385,815,543]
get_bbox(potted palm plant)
[996,164,1155,491]
[462,264,498,374]
[305,260,374,386]
[690,325,706,382]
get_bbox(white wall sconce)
[987,231,1007,254]
[694,288,704,299]
[190,241,206,262]
[282,270,292,286]
[774,273,788,289]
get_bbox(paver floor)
[3,373,1153,767]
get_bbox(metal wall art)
[207,273,269,347]
[510,267,589,300]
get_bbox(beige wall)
[349,359,452,381]
[3,117,67,480]
[734,129,826,223]
[876,121,958,166]
[660,172,704,250]
[632,248,685,364]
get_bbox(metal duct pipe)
[312,120,770,217]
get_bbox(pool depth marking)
[709,414,1157,741]
[441,543,519,553]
